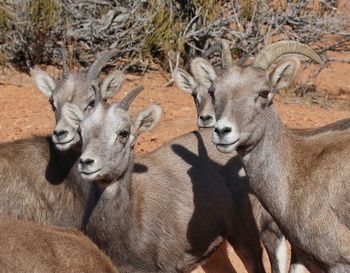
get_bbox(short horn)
[59,47,69,79]
[253,40,323,70]
[202,39,233,68]
[86,49,119,80]
[92,81,103,104]
[202,42,221,58]
[119,86,145,110]
[220,39,233,68]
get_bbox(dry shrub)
[0,0,60,69]
[0,0,348,74]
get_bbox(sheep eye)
[259,90,269,99]
[119,130,129,140]
[49,98,57,112]
[191,90,198,99]
[88,100,95,107]
[208,84,215,96]
[208,87,215,104]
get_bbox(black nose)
[199,115,213,122]
[214,126,232,136]
[79,158,94,168]
[53,129,68,141]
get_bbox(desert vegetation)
[0,0,348,72]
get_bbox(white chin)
[215,143,237,153]
[198,121,216,128]
[80,172,99,181]
[55,142,73,151]
[53,138,77,151]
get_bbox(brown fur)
[0,215,119,273]
[74,102,256,273]
[0,137,97,228]
[174,64,286,273]
[0,51,122,228]
[207,50,350,272]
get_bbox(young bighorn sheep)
[0,216,119,273]
[73,86,260,273]
[206,40,350,272]
[1,49,239,273]
[31,48,123,151]
[173,42,287,273]
[0,49,122,228]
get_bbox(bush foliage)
[0,0,348,71]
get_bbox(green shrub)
[143,0,222,67]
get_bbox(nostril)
[200,115,213,122]
[85,159,94,165]
[214,126,232,135]
[222,127,231,134]
[53,130,68,140]
[79,158,94,168]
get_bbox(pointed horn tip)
[132,85,144,93]
[119,85,145,110]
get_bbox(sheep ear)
[269,56,301,90]
[30,67,56,97]
[134,104,162,136]
[190,57,217,88]
[173,68,198,94]
[99,70,124,100]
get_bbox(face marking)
[212,116,240,153]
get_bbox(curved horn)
[59,47,69,79]
[253,40,323,70]
[203,39,233,68]
[119,85,145,110]
[86,49,119,80]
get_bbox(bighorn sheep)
[206,40,350,272]
[0,49,122,228]
[0,49,241,273]
[0,215,119,273]
[31,48,123,151]
[72,86,265,273]
[173,41,287,273]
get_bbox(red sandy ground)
[0,55,349,272]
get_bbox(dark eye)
[259,90,269,99]
[208,84,215,96]
[208,86,215,103]
[191,91,197,99]
[87,99,95,109]
[49,98,56,112]
[118,130,129,142]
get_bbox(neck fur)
[239,106,294,221]
[88,153,135,244]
